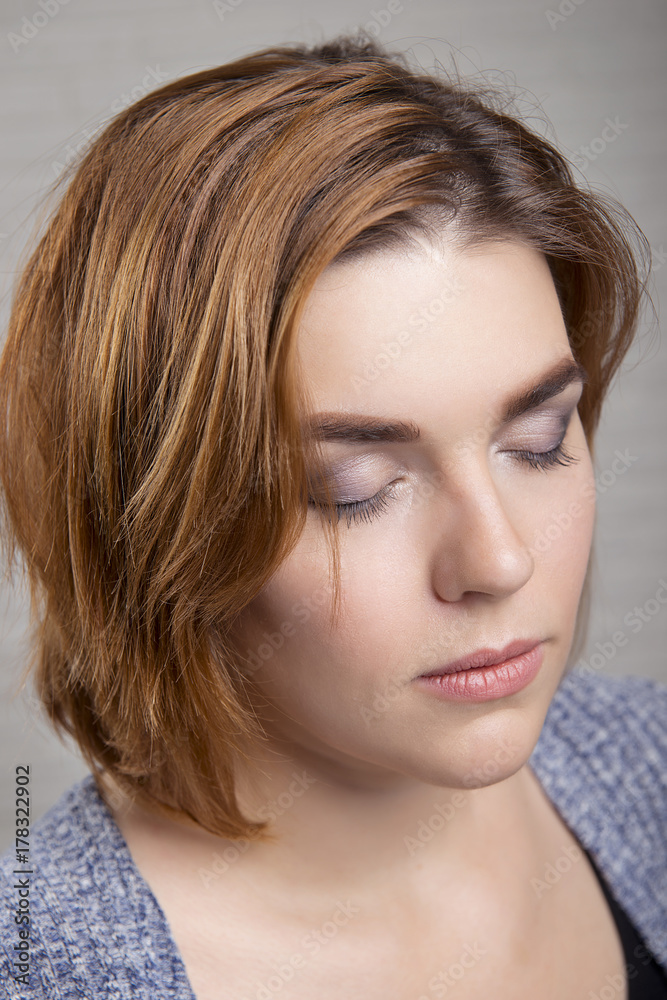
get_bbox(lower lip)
[415,644,544,702]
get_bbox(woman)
[0,34,665,1000]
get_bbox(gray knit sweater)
[1,669,666,998]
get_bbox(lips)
[419,639,542,677]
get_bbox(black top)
[583,847,667,998]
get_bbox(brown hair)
[0,34,651,841]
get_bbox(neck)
[224,738,541,901]
[105,743,545,912]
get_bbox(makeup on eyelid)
[307,401,581,523]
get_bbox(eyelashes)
[309,484,397,529]
[307,439,579,528]
[505,440,578,473]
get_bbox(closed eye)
[308,427,580,528]
[509,440,578,472]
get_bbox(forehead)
[295,238,569,420]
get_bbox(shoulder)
[530,669,667,799]
[0,774,195,999]
[530,669,667,969]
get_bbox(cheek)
[230,561,333,673]
[229,531,414,723]
[528,446,596,603]
[230,440,597,709]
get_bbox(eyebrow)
[304,358,588,444]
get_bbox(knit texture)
[1,669,666,997]
[529,668,667,970]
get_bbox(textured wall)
[1,0,665,850]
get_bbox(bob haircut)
[0,34,650,842]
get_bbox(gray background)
[1,0,665,852]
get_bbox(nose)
[430,468,535,604]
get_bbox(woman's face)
[231,237,595,793]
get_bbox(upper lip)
[419,639,542,677]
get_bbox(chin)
[395,695,550,792]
